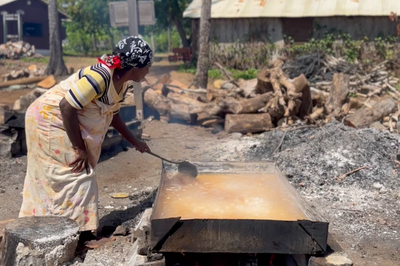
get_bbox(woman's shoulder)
[79,63,112,88]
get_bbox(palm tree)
[46,0,68,76]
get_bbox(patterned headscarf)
[98,36,153,70]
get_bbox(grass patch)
[230,68,258,80]
[20,57,48,64]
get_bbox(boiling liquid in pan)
[153,173,308,221]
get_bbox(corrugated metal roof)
[183,0,400,18]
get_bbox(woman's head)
[99,36,153,82]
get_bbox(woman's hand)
[68,147,90,174]
[132,139,150,153]
[111,113,151,153]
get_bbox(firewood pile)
[0,41,40,59]
[143,57,400,134]
[1,65,46,82]
[283,53,400,98]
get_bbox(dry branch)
[336,166,369,182]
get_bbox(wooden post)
[151,30,155,52]
[128,0,139,36]
[167,26,171,52]
[133,82,144,120]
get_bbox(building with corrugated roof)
[184,0,399,47]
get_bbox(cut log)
[255,68,274,94]
[292,74,312,118]
[144,88,219,123]
[167,92,221,118]
[155,74,172,85]
[143,88,171,119]
[37,75,56,89]
[325,73,350,117]
[206,88,229,101]
[1,216,79,266]
[345,98,398,128]
[0,76,47,89]
[341,97,364,115]
[308,107,325,121]
[161,84,182,96]
[170,103,198,123]
[201,118,224,127]
[239,78,258,98]
[225,113,273,134]
[222,92,274,114]
[311,88,330,104]
[161,84,207,102]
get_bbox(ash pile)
[243,122,400,243]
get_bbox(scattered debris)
[85,237,116,249]
[336,166,370,182]
[113,225,128,236]
[110,192,130,199]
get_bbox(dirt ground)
[0,57,400,265]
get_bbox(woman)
[19,36,152,243]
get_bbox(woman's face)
[125,66,150,82]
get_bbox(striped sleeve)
[65,65,110,109]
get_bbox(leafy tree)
[147,0,192,47]
[60,0,192,54]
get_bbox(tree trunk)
[190,19,199,62]
[344,98,397,129]
[193,0,211,89]
[171,0,189,48]
[225,113,273,134]
[92,33,98,52]
[173,17,189,48]
[45,0,68,76]
[167,26,171,52]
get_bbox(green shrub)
[231,68,258,80]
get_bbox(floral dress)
[19,63,128,231]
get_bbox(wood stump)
[345,98,397,129]
[1,216,80,266]
[326,73,350,118]
[225,113,273,133]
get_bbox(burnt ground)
[0,121,399,265]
